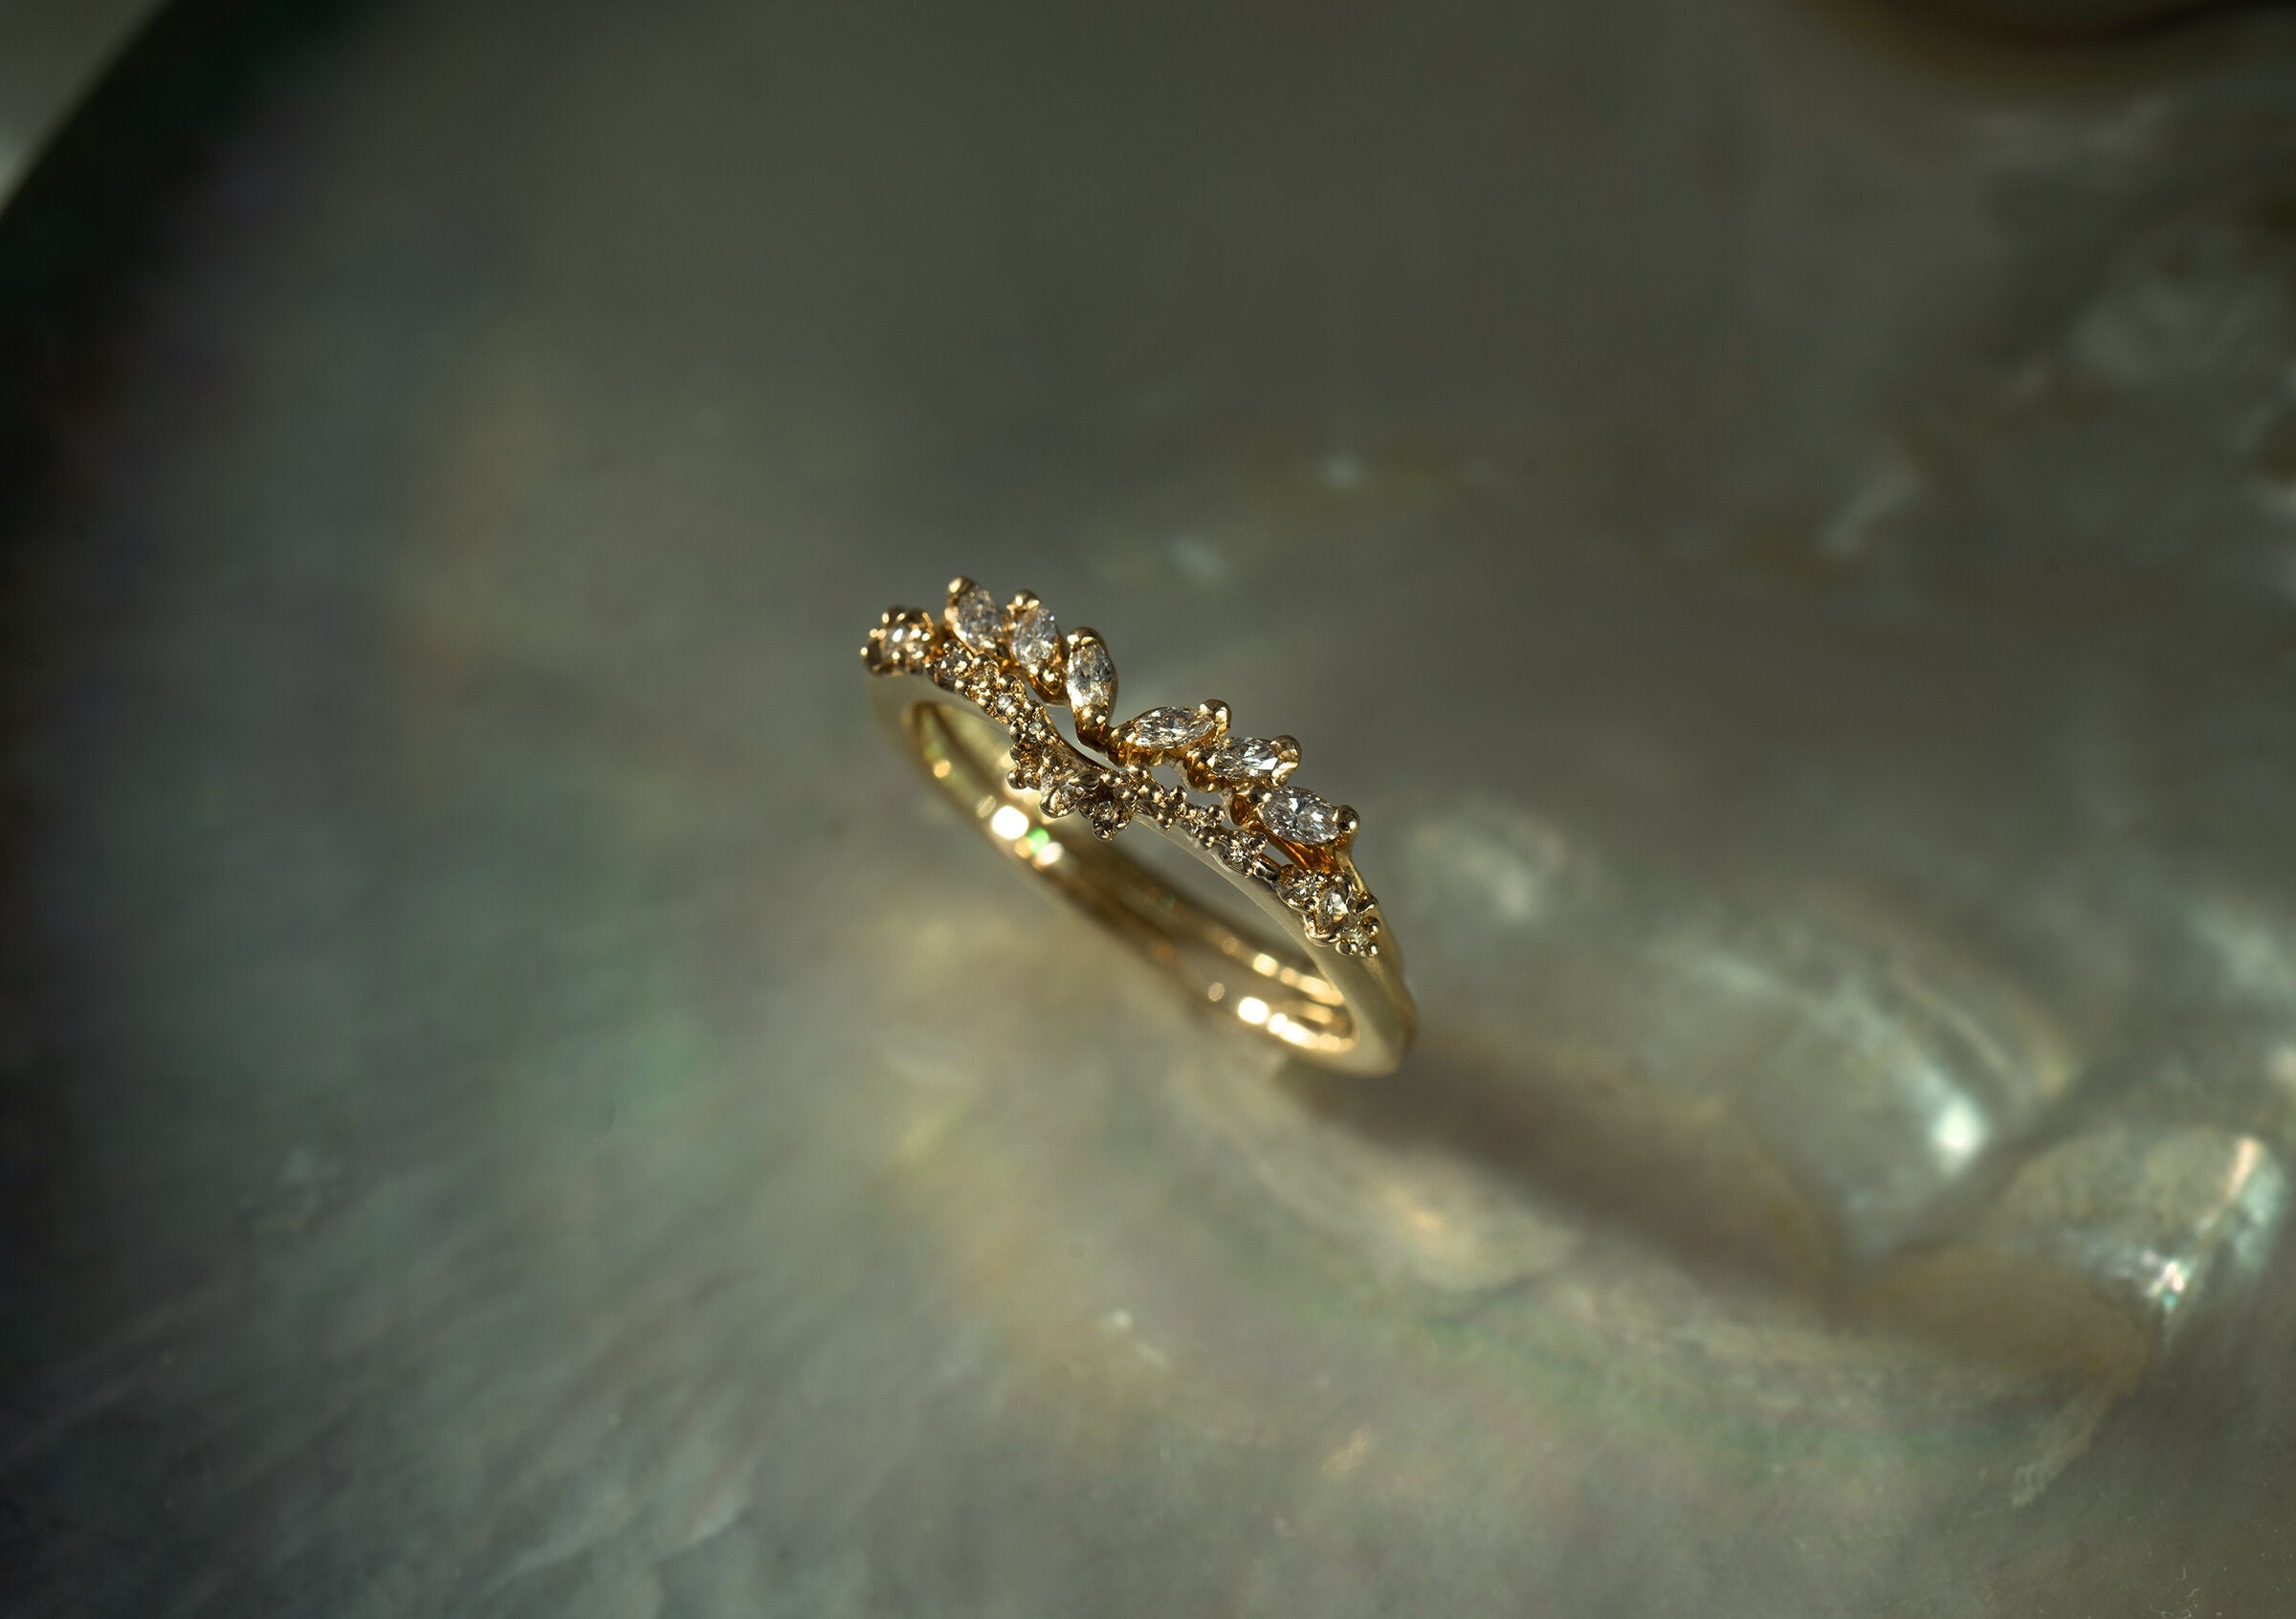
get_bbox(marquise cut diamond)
[1119,706,1215,752]
[952,584,1006,651]
[1066,637,1115,712]
[1201,735,1284,781]
[1260,785,1341,846]
[1012,601,1059,668]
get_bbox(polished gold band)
[863,578,1416,1076]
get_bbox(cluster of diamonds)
[863,578,1385,957]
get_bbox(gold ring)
[863,577,1417,1076]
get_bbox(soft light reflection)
[1673,937,2013,1196]
[988,804,1030,841]
[1236,996,1270,1026]
[1927,1093,1988,1171]
[1322,1429,1373,1477]
[2219,1136,2286,1277]
[2185,895,2296,999]
[1406,804,1575,928]
[2228,1136,2263,1196]
[2143,1255,2192,1311]
[2084,1133,2290,1323]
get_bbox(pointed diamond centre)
[952,584,1006,651]
[1066,638,1115,712]
[1203,735,1283,781]
[1120,706,1215,752]
[1260,785,1340,846]
[1012,602,1059,668]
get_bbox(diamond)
[1260,786,1341,846]
[952,584,1006,651]
[1277,866,1323,910]
[1040,770,1083,816]
[1315,887,1353,929]
[1201,735,1284,782]
[1085,795,1131,839]
[865,611,936,673]
[1066,634,1115,713]
[1116,705,1214,753]
[1012,601,1059,669]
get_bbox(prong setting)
[1008,588,1065,700]
[861,606,938,674]
[1111,699,1227,765]
[945,577,1009,653]
[1062,627,1117,751]
[1184,730,1297,791]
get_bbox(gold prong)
[1270,735,1302,783]
[1333,805,1360,852]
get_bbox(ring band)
[862,577,1417,1076]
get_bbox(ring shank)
[872,672,1414,1076]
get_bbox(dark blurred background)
[4,0,2295,1613]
